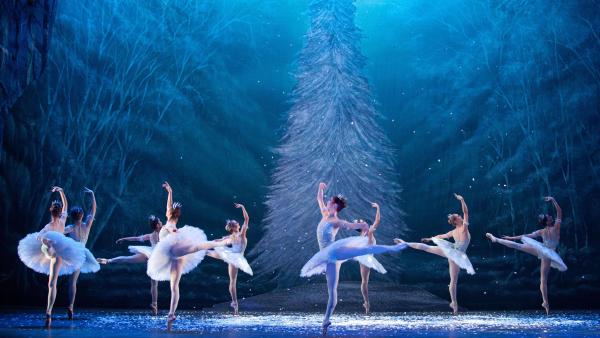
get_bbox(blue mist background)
[1,0,599,310]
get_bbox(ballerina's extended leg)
[485,233,539,256]
[333,242,407,261]
[395,238,445,257]
[46,256,62,327]
[97,253,147,265]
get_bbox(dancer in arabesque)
[486,196,567,314]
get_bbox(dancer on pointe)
[17,187,87,327]
[394,193,474,315]
[97,215,163,315]
[64,187,100,319]
[302,183,407,335]
[206,203,253,315]
[146,182,227,330]
[354,202,387,315]
[486,196,567,314]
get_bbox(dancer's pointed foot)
[67,307,73,320]
[449,302,458,315]
[393,238,405,244]
[96,258,109,265]
[167,314,176,331]
[44,314,52,328]
[321,321,331,336]
[542,302,550,315]
[230,301,239,316]
[362,301,370,315]
[485,233,497,243]
[150,303,158,316]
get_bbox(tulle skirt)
[80,248,101,273]
[431,238,475,275]
[18,231,86,276]
[301,236,404,277]
[147,226,207,281]
[211,247,253,275]
[354,254,387,274]
[521,236,568,271]
[128,245,153,259]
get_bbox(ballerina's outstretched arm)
[53,186,68,215]
[236,203,249,238]
[39,187,68,240]
[545,196,562,229]
[83,187,97,230]
[367,202,381,244]
[454,193,469,225]
[163,181,174,219]
[115,233,152,244]
[317,182,328,217]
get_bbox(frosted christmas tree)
[250,0,405,286]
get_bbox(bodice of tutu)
[66,223,90,245]
[542,228,560,250]
[149,231,159,247]
[317,219,337,249]
[228,234,246,253]
[159,223,177,240]
[453,231,471,252]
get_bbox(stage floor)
[0,309,598,337]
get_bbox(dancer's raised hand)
[454,193,463,201]
[162,181,172,193]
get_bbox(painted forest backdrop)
[1,0,599,310]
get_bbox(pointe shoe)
[67,307,73,320]
[485,233,497,243]
[45,314,52,328]
[449,302,458,315]
[167,314,176,331]
[542,302,550,315]
[321,321,331,336]
[96,258,109,265]
[230,301,239,316]
[362,302,370,315]
[150,303,158,316]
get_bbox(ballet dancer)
[146,182,227,330]
[206,203,253,315]
[97,215,163,315]
[302,183,407,335]
[354,202,387,315]
[486,196,567,314]
[394,193,474,315]
[17,187,87,327]
[64,187,100,319]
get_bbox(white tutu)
[147,225,207,281]
[128,245,153,259]
[80,248,100,273]
[354,254,387,274]
[521,236,567,271]
[431,238,475,275]
[211,246,253,275]
[18,231,86,276]
[301,236,405,277]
